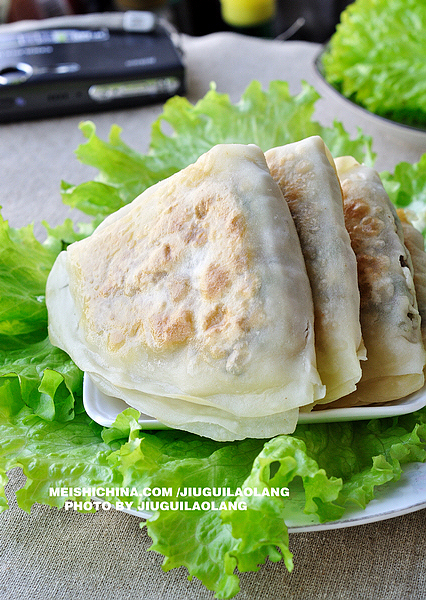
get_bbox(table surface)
[1,31,426,600]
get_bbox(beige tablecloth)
[1,31,426,600]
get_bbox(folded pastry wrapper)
[46,143,325,440]
[266,136,365,403]
[329,156,426,407]
[398,209,426,348]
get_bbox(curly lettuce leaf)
[322,0,426,127]
[62,80,374,219]
[42,217,97,254]
[104,411,426,599]
[150,81,374,168]
[106,424,263,599]
[294,415,426,508]
[0,353,114,513]
[1,356,426,599]
[0,337,83,423]
[381,153,426,235]
[0,213,84,423]
[3,367,425,600]
[59,121,177,219]
[0,214,59,349]
[0,413,117,514]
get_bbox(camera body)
[0,12,185,122]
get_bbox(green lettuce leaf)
[0,369,114,513]
[59,120,177,219]
[42,217,97,254]
[322,0,426,127]
[62,81,374,219]
[0,214,84,423]
[0,337,83,422]
[381,153,426,235]
[0,214,59,350]
[103,411,426,599]
[1,357,426,599]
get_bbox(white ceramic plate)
[83,373,426,429]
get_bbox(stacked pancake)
[46,137,426,441]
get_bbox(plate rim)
[83,372,426,429]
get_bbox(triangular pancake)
[330,157,425,407]
[266,136,365,403]
[47,143,324,440]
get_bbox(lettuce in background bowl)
[321,0,426,131]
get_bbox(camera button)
[0,63,33,85]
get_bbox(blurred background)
[0,0,354,43]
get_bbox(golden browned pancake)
[329,157,425,407]
[266,136,365,403]
[46,143,325,440]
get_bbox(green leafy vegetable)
[0,214,57,349]
[1,79,426,599]
[2,387,425,598]
[322,0,426,127]
[62,81,374,220]
[381,153,426,235]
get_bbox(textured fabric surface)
[1,31,426,600]
[2,469,426,600]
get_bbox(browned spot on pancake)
[231,249,251,273]
[356,254,392,306]
[203,304,225,330]
[167,277,190,302]
[149,308,195,349]
[227,212,246,236]
[344,196,385,242]
[344,195,386,250]
[195,199,210,220]
[236,316,250,332]
[200,264,231,300]
[283,180,304,209]
[183,222,208,246]
[342,193,370,222]
[142,243,174,276]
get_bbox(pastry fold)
[266,136,365,403]
[330,157,425,407]
[46,143,325,440]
